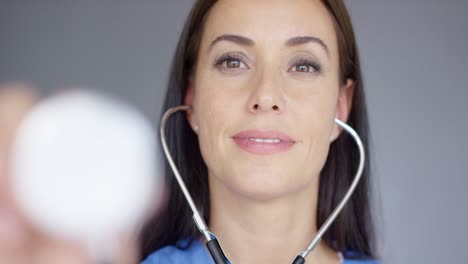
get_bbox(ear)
[184,79,198,134]
[330,79,355,142]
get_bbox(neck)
[207,175,339,264]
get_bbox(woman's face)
[187,0,354,200]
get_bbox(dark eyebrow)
[209,34,330,58]
[209,34,255,50]
[286,36,330,57]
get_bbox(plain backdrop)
[1,1,467,263]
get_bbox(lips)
[232,130,296,155]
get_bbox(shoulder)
[342,251,380,264]
[141,239,211,264]
[141,241,381,264]
[343,259,380,264]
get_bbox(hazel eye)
[293,64,313,73]
[288,59,322,74]
[215,54,249,71]
[224,58,243,68]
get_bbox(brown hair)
[140,0,376,260]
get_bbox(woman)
[141,0,379,263]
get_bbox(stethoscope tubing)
[160,105,365,264]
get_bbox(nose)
[251,101,280,112]
[247,70,285,114]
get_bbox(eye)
[215,54,249,70]
[225,58,243,68]
[294,64,312,73]
[289,59,322,74]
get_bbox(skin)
[185,0,355,263]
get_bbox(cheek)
[296,96,335,140]
[193,68,248,135]
[289,83,339,174]
[193,78,242,168]
[194,82,238,134]
[291,81,338,135]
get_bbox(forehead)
[202,0,338,54]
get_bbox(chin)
[223,167,309,201]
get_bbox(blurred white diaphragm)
[9,89,161,259]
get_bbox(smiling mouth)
[248,138,282,143]
[232,130,296,155]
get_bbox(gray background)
[1,1,467,263]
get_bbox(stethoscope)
[160,105,365,264]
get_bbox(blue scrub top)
[142,239,380,264]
